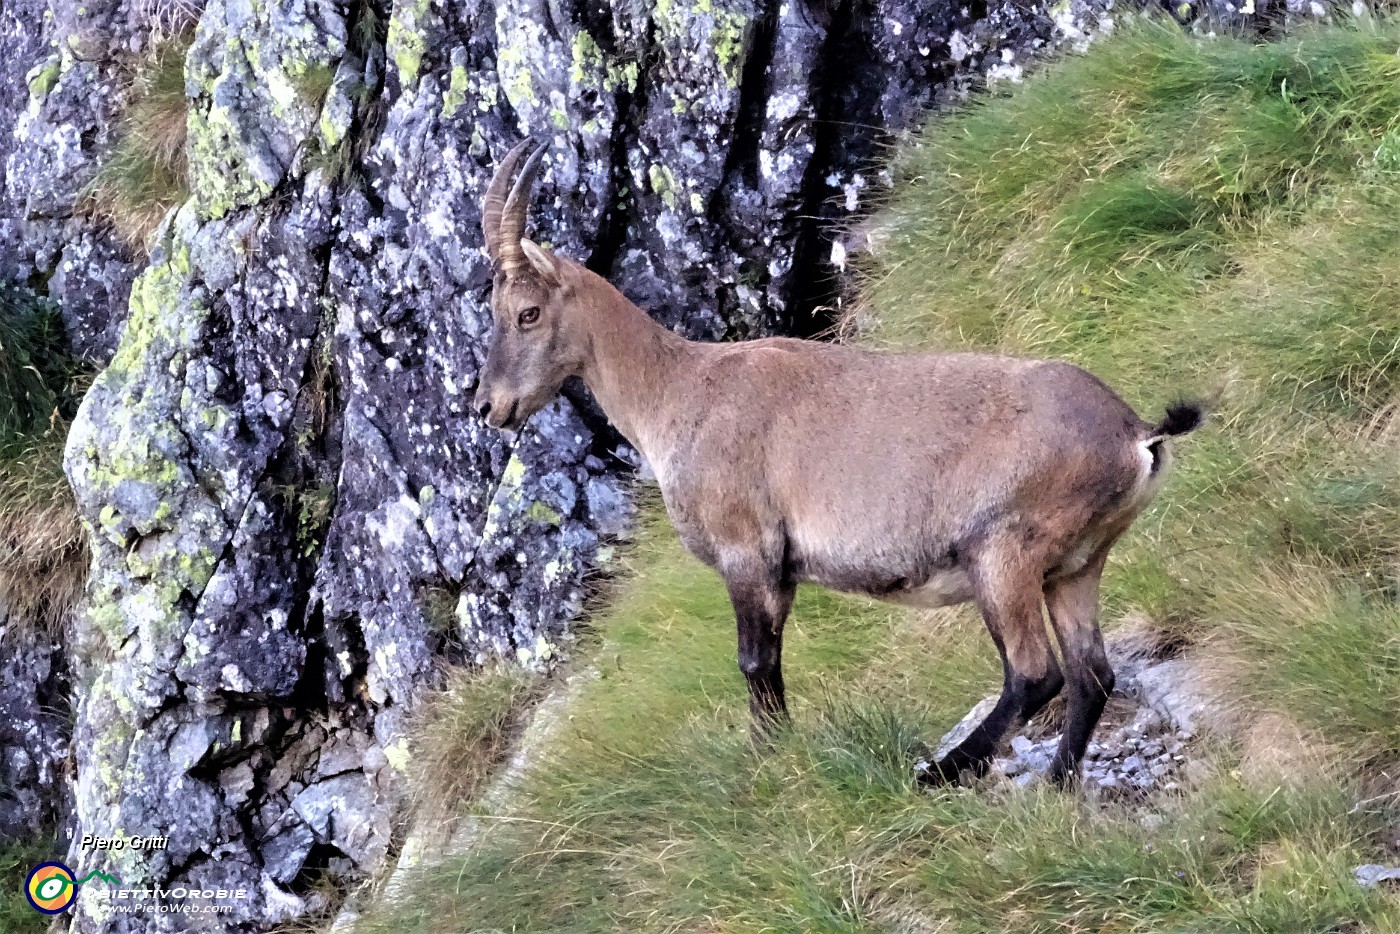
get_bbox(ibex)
[473,140,1202,786]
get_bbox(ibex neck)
[578,282,697,462]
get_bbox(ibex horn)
[497,142,547,278]
[482,138,537,265]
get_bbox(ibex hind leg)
[1045,552,1114,786]
[920,553,1064,785]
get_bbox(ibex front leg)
[725,571,795,740]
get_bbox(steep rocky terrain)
[0,0,1354,929]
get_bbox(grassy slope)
[359,19,1400,933]
[860,17,1400,762]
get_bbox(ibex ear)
[519,238,559,284]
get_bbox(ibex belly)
[785,512,976,609]
[878,568,976,608]
[794,557,976,609]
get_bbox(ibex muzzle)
[474,139,1203,787]
[472,140,584,432]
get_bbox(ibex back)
[473,140,1202,786]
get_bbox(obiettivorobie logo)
[24,862,120,915]
[25,835,248,917]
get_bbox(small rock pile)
[995,705,1195,797]
[925,623,1219,799]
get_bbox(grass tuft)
[84,36,191,251]
[0,285,88,634]
[0,285,69,439]
[1218,566,1400,766]
[293,62,337,109]
[0,429,88,635]
[406,664,537,822]
[0,834,61,934]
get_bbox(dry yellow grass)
[83,36,191,252]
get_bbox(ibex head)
[473,139,583,431]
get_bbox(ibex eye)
[518,306,541,327]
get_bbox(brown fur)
[474,156,1199,786]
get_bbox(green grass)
[357,18,1400,932]
[0,834,63,934]
[0,286,88,633]
[358,518,1397,933]
[0,284,69,440]
[858,15,1400,756]
[84,36,191,251]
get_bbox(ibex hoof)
[913,756,962,787]
[915,748,991,787]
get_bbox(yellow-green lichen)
[526,501,562,525]
[90,599,128,644]
[570,30,605,87]
[264,67,300,121]
[387,0,431,88]
[384,737,412,771]
[26,58,60,98]
[496,42,538,109]
[572,26,639,97]
[319,103,347,149]
[654,0,750,88]
[649,163,678,209]
[501,454,527,487]
[711,9,750,86]
[106,249,192,379]
[441,64,469,117]
[607,60,638,94]
[185,102,275,220]
[478,454,528,540]
[509,68,535,107]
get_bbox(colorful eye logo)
[25,862,77,914]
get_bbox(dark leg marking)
[727,573,796,740]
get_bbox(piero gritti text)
[79,834,169,851]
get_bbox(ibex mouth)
[492,399,521,432]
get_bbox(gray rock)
[1136,658,1225,736]
[261,822,316,885]
[1355,864,1400,888]
[933,695,1000,762]
[0,612,70,840]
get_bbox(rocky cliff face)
[0,0,1335,928]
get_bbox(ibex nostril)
[476,399,492,419]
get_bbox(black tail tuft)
[1155,401,1204,437]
